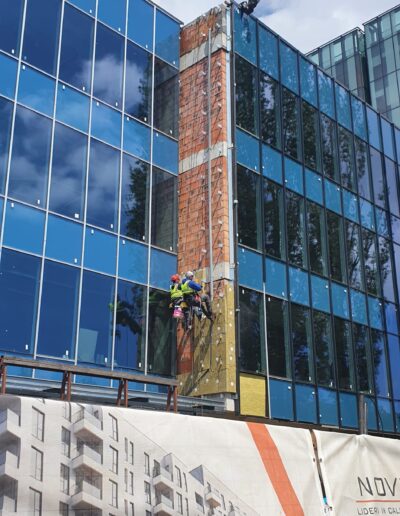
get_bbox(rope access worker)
[181,271,213,323]
[170,274,184,319]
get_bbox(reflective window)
[23,0,61,75]
[60,4,94,92]
[327,211,346,283]
[388,335,400,399]
[392,214,400,244]
[353,323,373,393]
[18,66,55,116]
[266,258,287,299]
[150,249,176,291]
[371,330,390,397]
[237,166,262,250]
[147,288,175,376]
[325,180,341,214]
[93,23,124,107]
[155,10,179,67]
[236,128,259,171]
[151,168,177,252]
[9,107,52,207]
[68,0,95,15]
[394,244,400,301]
[119,238,148,284]
[286,191,307,268]
[366,107,381,151]
[377,399,394,433]
[50,123,87,220]
[280,42,298,94]
[291,304,314,382]
[0,0,24,56]
[339,392,358,428]
[295,384,317,423]
[368,296,384,331]
[381,118,395,160]
[56,84,90,133]
[318,71,334,119]
[270,379,294,420]
[239,288,265,374]
[78,271,115,367]
[266,296,290,378]
[351,96,367,141]
[128,0,154,51]
[124,117,151,162]
[385,158,399,217]
[260,73,280,148]
[362,228,380,296]
[0,249,41,355]
[335,84,351,130]
[321,114,338,181]
[350,289,367,325]
[314,310,334,387]
[87,139,119,231]
[153,132,178,175]
[282,88,301,161]
[385,302,399,335]
[345,221,364,291]
[114,280,146,371]
[289,267,309,306]
[154,58,178,138]
[46,215,83,265]
[300,58,317,107]
[307,201,328,276]
[91,101,121,148]
[334,318,355,390]
[311,275,330,313]
[0,54,17,99]
[302,101,320,171]
[378,236,395,302]
[262,144,281,183]
[238,246,263,291]
[0,97,13,194]
[305,169,323,205]
[331,283,349,319]
[84,228,117,275]
[37,261,80,359]
[338,127,355,191]
[236,55,258,135]
[98,0,126,33]
[284,158,303,195]
[370,148,386,209]
[343,190,359,223]
[360,198,375,231]
[124,41,152,124]
[234,8,256,65]
[258,27,278,79]
[318,388,338,426]
[120,154,149,242]
[3,201,44,255]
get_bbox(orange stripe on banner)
[247,422,304,516]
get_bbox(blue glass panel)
[37,261,80,359]
[18,65,55,116]
[238,246,263,291]
[392,214,400,244]
[284,158,303,194]
[381,118,395,160]
[295,384,317,423]
[262,144,282,183]
[46,215,83,265]
[56,84,90,133]
[300,58,317,107]
[368,296,383,330]
[331,283,349,319]
[350,290,367,325]
[318,388,338,426]
[396,128,400,162]
[360,198,375,231]
[77,270,115,367]
[258,26,278,79]
[335,84,351,130]
[128,0,154,51]
[289,267,309,306]
[98,0,126,33]
[3,201,44,255]
[125,41,152,123]
[150,249,176,290]
[365,397,378,431]
[68,0,95,15]
[372,330,390,397]
[0,0,24,56]
[378,398,394,432]
[324,180,342,214]
[84,228,117,275]
[91,101,121,148]
[388,335,400,399]
[0,98,13,194]
[366,107,381,151]
[265,258,287,299]
[153,132,178,175]
[237,129,259,172]
[311,275,330,313]
[343,190,359,222]
[305,169,323,204]
[23,0,61,75]
[234,7,257,65]
[124,117,151,162]
[119,238,148,284]
[280,42,298,94]
[351,96,367,141]
[395,402,400,433]
[318,71,335,119]
[155,10,179,67]
[0,198,3,225]
[375,208,389,237]
[269,379,294,420]
[0,249,41,355]
[75,375,110,386]
[385,302,399,335]
[339,392,358,428]
[0,54,17,99]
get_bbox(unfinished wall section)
[177,6,236,402]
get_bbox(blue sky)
[155,0,397,53]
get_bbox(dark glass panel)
[307,201,328,276]
[77,271,115,367]
[22,0,61,75]
[266,296,290,378]
[327,211,346,283]
[59,3,94,92]
[334,317,355,391]
[114,280,146,372]
[385,158,399,217]
[388,335,400,399]
[235,55,258,135]
[355,137,371,200]
[9,106,52,207]
[378,236,395,302]
[371,329,390,397]
[264,179,285,260]
[353,323,373,393]
[37,261,80,359]
[237,166,262,250]
[0,0,24,55]
[302,101,320,171]
[282,88,301,161]
[362,228,381,296]
[87,139,119,231]
[151,168,177,252]
[345,221,364,290]
[370,147,386,209]
[314,310,335,387]
[0,97,13,194]
[260,73,281,149]
[321,114,338,181]
[0,249,41,355]
[239,288,265,374]
[291,303,314,382]
[125,42,152,123]
[147,288,176,376]
[338,126,355,191]
[120,154,150,242]
[154,57,178,138]
[286,190,307,268]
[93,23,124,107]
[50,123,87,220]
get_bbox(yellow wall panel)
[240,374,266,417]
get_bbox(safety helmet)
[186,271,194,279]
[170,274,180,283]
